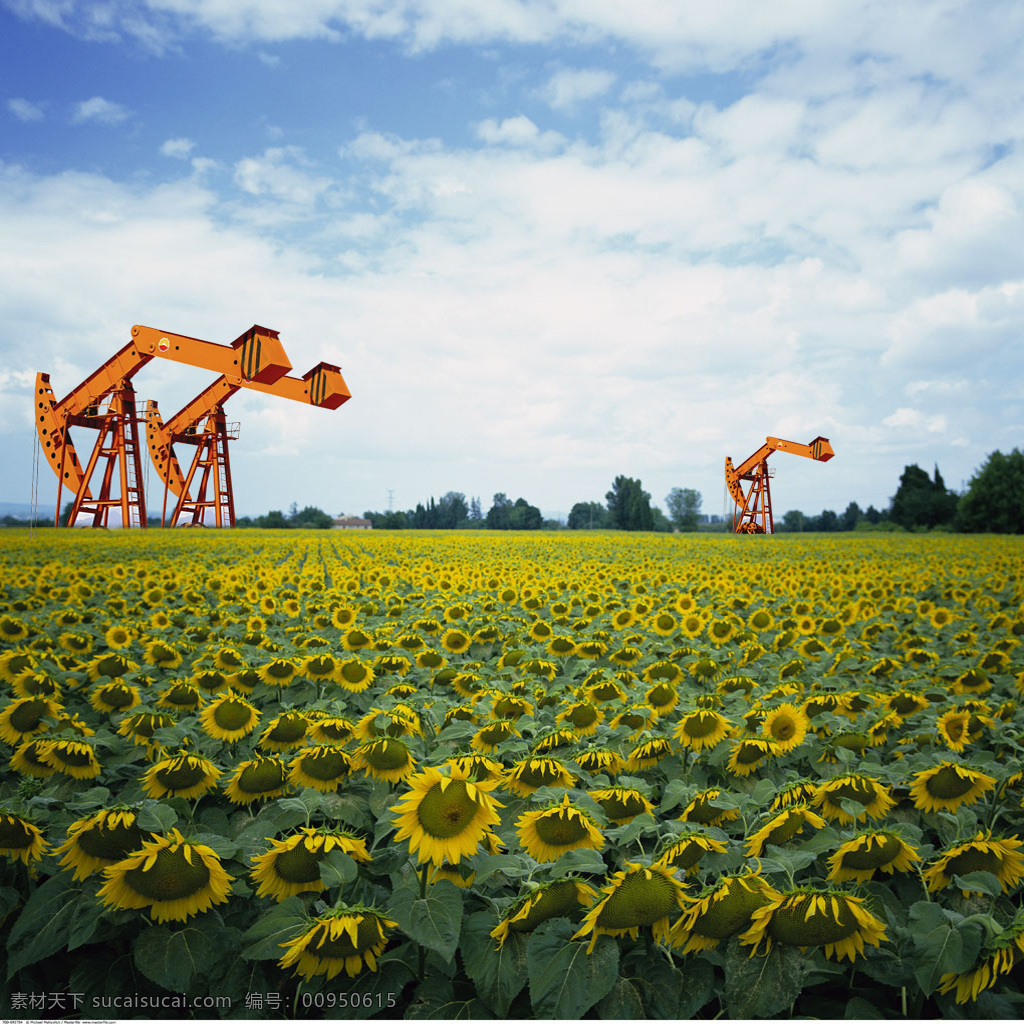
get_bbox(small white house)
[332,515,372,530]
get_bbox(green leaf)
[186,831,238,859]
[952,871,1003,898]
[908,900,983,994]
[658,778,690,814]
[526,918,619,1018]
[6,873,82,978]
[241,896,308,960]
[460,911,528,1016]
[598,977,643,1019]
[405,977,494,1019]
[136,801,178,832]
[319,849,358,888]
[470,853,530,883]
[388,878,463,961]
[133,924,212,992]
[547,847,607,877]
[845,996,885,1018]
[722,937,806,1019]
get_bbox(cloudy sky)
[2,1,1022,524]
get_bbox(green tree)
[606,476,654,531]
[841,501,862,531]
[890,464,957,529]
[567,501,607,529]
[955,448,1024,533]
[290,505,333,529]
[256,509,290,528]
[665,487,702,531]
[780,509,806,532]
[508,497,543,530]
[486,493,513,529]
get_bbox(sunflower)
[259,711,310,752]
[445,753,506,784]
[278,906,397,981]
[141,639,183,670]
[655,831,727,875]
[670,871,779,953]
[0,696,60,745]
[937,911,1024,1004]
[199,691,261,742]
[674,710,731,752]
[55,809,150,880]
[257,658,300,687]
[517,795,604,863]
[573,862,686,953]
[924,832,1024,895]
[740,888,887,962]
[391,764,503,867]
[627,737,673,771]
[9,738,57,778]
[39,738,102,779]
[156,681,203,712]
[706,618,736,647]
[679,788,739,827]
[812,774,895,825]
[590,786,655,825]
[116,710,175,749]
[471,720,519,753]
[935,709,972,752]
[251,828,371,900]
[288,745,354,792]
[574,748,625,776]
[745,805,827,857]
[556,701,603,736]
[885,691,930,719]
[643,683,680,718]
[11,671,61,701]
[141,751,221,800]
[89,681,141,714]
[0,812,48,864]
[309,716,355,746]
[98,829,232,922]
[504,756,574,798]
[491,879,596,947]
[650,611,679,637]
[726,738,774,778]
[826,830,921,883]
[224,755,290,805]
[350,738,416,783]
[761,703,809,753]
[576,640,608,659]
[86,653,138,682]
[908,761,996,814]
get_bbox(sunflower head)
[670,871,778,953]
[0,812,48,864]
[812,773,895,825]
[504,757,574,797]
[740,887,888,962]
[491,879,596,947]
[573,862,686,952]
[674,710,730,752]
[142,751,221,800]
[352,738,416,783]
[679,788,739,827]
[391,764,503,866]
[924,832,1024,895]
[258,711,310,751]
[288,745,354,792]
[199,690,261,742]
[909,761,996,814]
[745,805,827,857]
[516,794,605,863]
[278,906,397,980]
[224,755,289,805]
[826,830,921,883]
[251,828,370,901]
[56,808,150,880]
[98,828,232,922]
[654,831,727,874]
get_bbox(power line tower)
[387,489,395,512]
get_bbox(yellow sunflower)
[471,720,519,753]
[516,795,605,862]
[0,812,48,864]
[573,862,686,953]
[445,753,507,784]
[223,755,290,805]
[199,690,261,742]
[258,711,310,752]
[0,696,60,745]
[337,658,376,693]
[156,681,203,713]
[670,871,779,953]
[826,830,921,883]
[573,748,625,776]
[504,756,574,798]
[745,805,827,857]
[674,710,731,752]
[9,738,57,778]
[924,832,1024,895]
[141,751,221,800]
[556,701,603,736]
[936,709,972,752]
[98,829,232,922]
[251,828,371,900]
[350,738,417,783]
[761,703,809,753]
[655,831,727,875]
[908,761,996,814]
[391,764,503,866]
[278,907,397,981]
[740,888,887,962]
[627,737,674,771]
[491,880,596,947]
[726,738,774,778]
[288,745,354,792]
[589,786,656,825]
[769,781,819,812]
[812,774,895,825]
[55,809,149,880]
[39,738,102,779]
[679,788,739,827]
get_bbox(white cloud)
[160,137,196,158]
[7,98,45,122]
[233,147,333,204]
[538,68,615,110]
[71,96,130,124]
[475,115,564,149]
[882,408,948,433]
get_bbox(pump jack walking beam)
[725,435,834,534]
[36,325,291,527]
[146,361,350,528]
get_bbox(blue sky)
[2,1,1023,524]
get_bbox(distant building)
[332,515,372,530]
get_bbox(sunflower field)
[0,529,1023,1019]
